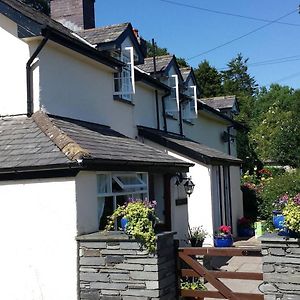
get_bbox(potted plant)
[237,217,254,237]
[188,226,208,247]
[105,199,159,253]
[272,194,289,235]
[214,225,233,247]
[282,193,300,238]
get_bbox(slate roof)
[180,67,191,81]
[1,0,75,39]
[0,112,190,173]
[138,126,242,166]
[77,23,129,45]
[0,116,70,170]
[138,55,173,74]
[200,96,236,110]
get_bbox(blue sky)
[95,0,300,89]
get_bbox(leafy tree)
[194,60,223,97]
[222,53,258,98]
[19,0,50,15]
[250,84,300,167]
[146,41,169,57]
[176,57,189,68]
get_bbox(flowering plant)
[282,193,300,234]
[106,198,159,253]
[189,226,208,241]
[215,225,232,237]
[273,193,289,212]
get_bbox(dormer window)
[165,74,179,115]
[114,47,135,101]
[182,85,198,120]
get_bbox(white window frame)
[165,74,179,114]
[183,85,198,120]
[97,172,149,229]
[113,47,135,101]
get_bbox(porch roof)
[0,112,191,176]
[137,126,242,166]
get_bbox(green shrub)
[258,169,300,221]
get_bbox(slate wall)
[260,233,300,300]
[77,231,177,300]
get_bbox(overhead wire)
[158,0,300,28]
[186,9,298,61]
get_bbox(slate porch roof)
[77,23,130,45]
[138,126,242,166]
[200,96,236,110]
[0,112,190,174]
[180,67,191,81]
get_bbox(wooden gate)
[178,247,263,300]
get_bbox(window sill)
[165,113,178,120]
[113,96,135,106]
[183,119,194,126]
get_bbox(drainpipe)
[26,35,49,117]
[152,38,160,130]
[227,125,234,155]
[179,100,183,135]
[162,92,169,132]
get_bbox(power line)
[269,71,300,85]
[158,0,300,27]
[218,55,300,70]
[186,9,297,61]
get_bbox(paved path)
[204,237,263,299]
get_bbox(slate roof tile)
[138,126,242,165]
[138,55,173,74]
[77,23,129,45]
[200,96,236,110]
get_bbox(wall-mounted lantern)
[175,173,195,197]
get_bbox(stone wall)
[76,231,177,300]
[260,233,300,300]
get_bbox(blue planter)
[272,211,289,236]
[214,235,233,247]
[120,217,128,231]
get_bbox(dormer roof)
[200,96,238,111]
[77,22,146,64]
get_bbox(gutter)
[26,34,49,116]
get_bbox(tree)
[146,41,169,57]
[222,53,258,98]
[250,84,300,167]
[194,60,223,97]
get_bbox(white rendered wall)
[0,178,78,300]
[168,150,214,246]
[38,42,136,138]
[183,110,234,155]
[0,14,29,115]
[75,171,99,234]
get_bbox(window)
[114,47,135,101]
[165,74,179,115]
[182,85,198,120]
[97,172,148,230]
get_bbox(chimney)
[50,0,95,31]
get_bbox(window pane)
[98,196,113,230]
[97,174,111,194]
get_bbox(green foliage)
[189,226,208,241]
[19,0,50,15]
[258,169,300,221]
[105,200,158,253]
[283,195,300,233]
[146,41,169,57]
[181,278,207,291]
[194,60,223,97]
[176,57,189,68]
[222,53,258,98]
[250,84,300,167]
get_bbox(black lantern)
[184,177,195,197]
